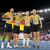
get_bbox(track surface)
[0,40,50,50]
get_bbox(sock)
[23,39,26,46]
[26,39,29,46]
[2,42,4,46]
[7,42,10,46]
[33,37,36,45]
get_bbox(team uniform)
[24,16,31,34]
[13,16,20,34]
[1,12,14,48]
[31,14,42,48]
[4,12,14,33]
[22,16,32,48]
[31,14,40,32]
[13,16,25,33]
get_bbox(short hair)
[32,9,37,12]
[18,11,22,13]
[26,11,30,13]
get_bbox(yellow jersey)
[4,12,14,24]
[14,15,21,26]
[31,14,40,25]
[24,16,31,27]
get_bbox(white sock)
[7,42,10,46]
[23,39,26,46]
[2,42,4,46]
[27,39,29,46]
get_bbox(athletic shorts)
[2,21,6,32]
[24,26,31,34]
[30,23,40,32]
[13,26,19,34]
[4,24,12,32]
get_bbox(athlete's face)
[32,9,37,15]
[18,12,22,17]
[10,8,14,13]
[26,11,30,16]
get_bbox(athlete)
[22,11,31,48]
[19,11,25,33]
[31,9,42,48]
[13,11,22,48]
[17,11,25,48]
[1,8,14,48]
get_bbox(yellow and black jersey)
[3,12,14,24]
[14,16,24,26]
[24,16,31,27]
[31,14,42,28]
[31,14,40,25]
[14,15,21,26]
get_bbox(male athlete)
[22,11,31,48]
[31,9,42,48]
[17,11,25,48]
[13,11,22,48]
[1,8,14,48]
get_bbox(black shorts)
[24,26,31,34]
[4,24,12,32]
[13,26,19,34]
[31,23,40,32]
[2,21,6,32]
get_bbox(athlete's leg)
[33,32,36,47]
[37,31,40,48]
[7,24,12,48]
[1,32,6,48]
[7,32,12,48]
[26,34,30,48]
[22,33,26,48]
[13,33,19,48]
[13,26,19,48]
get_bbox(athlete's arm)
[2,12,9,18]
[39,16,42,28]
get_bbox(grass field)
[0,36,8,40]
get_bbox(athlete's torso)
[24,16,31,27]
[15,16,24,26]
[4,12,14,24]
[31,14,40,25]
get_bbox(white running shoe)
[7,45,12,48]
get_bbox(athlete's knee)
[37,31,40,36]
[14,33,18,38]
[8,33,12,36]
[3,33,6,37]
[33,32,36,37]
[24,33,27,38]
[13,34,16,38]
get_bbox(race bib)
[20,25,24,31]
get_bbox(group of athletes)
[1,8,42,48]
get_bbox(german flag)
[20,20,25,31]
